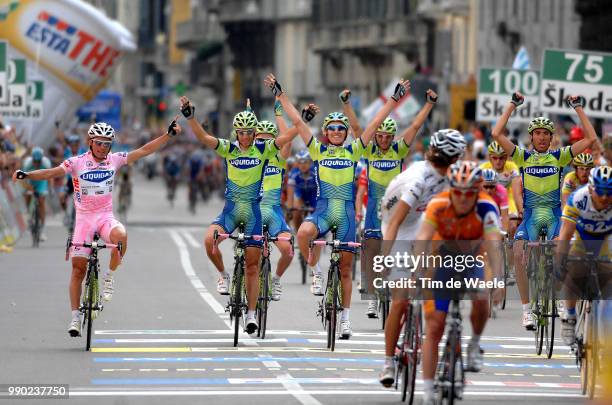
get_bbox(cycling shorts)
[71,211,122,259]
[515,206,561,241]
[261,204,291,237]
[364,196,382,239]
[305,198,356,253]
[423,264,485,314]
[213,200,263,247]
[29,180,49,196]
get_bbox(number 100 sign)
[477,68,541,122]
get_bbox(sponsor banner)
[0,41,7,103]
[540,49,612,118]
[0,58,27,114]
[0,0,135,144]
[477,67,544,122]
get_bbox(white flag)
[360,79,420,127]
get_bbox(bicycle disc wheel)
[232,262,244,347]
[329,268,339,352]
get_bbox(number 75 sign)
[477,68,544,122]
[539,49,612,118]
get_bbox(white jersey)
[381,160,448,240]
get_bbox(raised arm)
[179,96,218,149]
[13,165,65,182]
[127,117,181,165]
[492,92,524,155]
[339,89,363,138]
[265,74,313,146]
[567,96,596,156]
[275,99,292,159]
[399,89,438,146]
[360,80,411,146]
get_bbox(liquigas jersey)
[215,138,279,201]
[261,154,286,205]
[363,140,410,202]
[511,146,573,208]
[308,137,366,200]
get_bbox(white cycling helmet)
[430,129,466,158]
[88,122,115,140]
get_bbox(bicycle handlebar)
[307,239,361,263]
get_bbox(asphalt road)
[0,173,586,404]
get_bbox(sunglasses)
[451,188,478,198]
[483,184,496,190]
[94,140,112,148]
[326,124,347,132]
[236,128,255,136]
[490,156,507,160]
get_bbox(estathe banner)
[0,0,135,144]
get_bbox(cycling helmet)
[482,168,498,183]
[430,129,466,158]
[569,126,584,144]
[256,120,278,137]
[32,147,44,161]
[527,117,554,135]
[296,150,311,161]
[377,117,397,135]
[588,166,612,190]
[286,156,296,167]
[232,110,258,130]
[321,112,350,132]
[573,153,594,168]
[448,160,483,189]
[487,141,506,156]
[88,122,115,139]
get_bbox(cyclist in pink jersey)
[482,168,509,230]
[14,119,182,337]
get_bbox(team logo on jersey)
[524,166,558,177]
[229,158,261,169]
[264,166,281,176]
[319,159,353,169]
[371,160,399,171]
[80,170,114,183]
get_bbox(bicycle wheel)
[257,259,271,339]
[544,281,556,359]
[380,294,389,330]
[501,242,508,310]
[528,248,544,355]
[401,304,419,404]
[232,261,244,347]
[299,253,307,285]
[585,303,598,399]
[31,202,41,248]
[328,266,339,352]
[578,301,588,395]
[84,267,96,351]
[447,328,463,405]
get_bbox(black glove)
[301,106,317,123]
[426,91,438,104]
[269,79,283,97]
[339,90,351,104]
[391,82,406,102]
[510,92,524,107]
[167,120,178,137]
[181,102,195,120]
[15,170,28,180]
[566,95,586,109]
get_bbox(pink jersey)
[61,151,128,214]
[491,184,509,211]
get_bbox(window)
[512,0,518,16]
[550,0,555,21]
[479,0,485,28]
[522,0,527,22]
[534,0,539,22]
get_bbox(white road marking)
[181,230,201,249]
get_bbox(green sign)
[477,67,543,122]
[0,41,6,104]
[0,58,27,115]
[540,49,612,118]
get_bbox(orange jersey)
[424,191,501,240]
